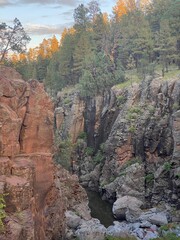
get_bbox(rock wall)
[0,66,88,240]
[55,75,180,215]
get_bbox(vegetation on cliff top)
[2,0,180,97]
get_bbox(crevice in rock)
[19,95,30,153]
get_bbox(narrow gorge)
[54,73,180,239]
[0,66,179,240]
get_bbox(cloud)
[0,0,14,7]
[18,0,79,6]
[25,23,71,36]
[40,10,73,21]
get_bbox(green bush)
[55,138,74,170]
[126,106,142,123]
[145,173,154,184]
[129,106,142,114]
[63,97,71,105]
[153,232,180,240]
[163,162,172,172]
[148,106,155,114]
[0,194,7,233]
[78,131,87,140]
[128,125,136,133]
[160,223,177,232]
[172,103,180,111]
[127,112,138,121]
[116,95,126,106]
[100,143,106,152]
[93,150,104,164]
[85,147,94,156]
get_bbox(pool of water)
[85,189,115,227]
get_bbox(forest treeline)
[5,0,180,97]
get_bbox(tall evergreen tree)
[92,13,110,54]
[78,51,124,97]
[73,4,90,32]
[154,20,176,76]
[58,30,76,86]
[73,31,93,83]
[114,10,153,68]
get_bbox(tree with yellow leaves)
[113,0,127,20]
[113,0,151,20]
[50,35,59,54]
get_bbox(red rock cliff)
[0,66,87,240]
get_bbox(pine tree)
[73,31,93,83]
[154,20,176,76]
[92,13,110,54]
[73,4,90,32]
[58,29,76,86]
[78,51,124,97]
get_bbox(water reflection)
[86,189,115,227]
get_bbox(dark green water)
[85,189,115,227]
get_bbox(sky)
[0,0,116,49]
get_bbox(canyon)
[0,66,179,240]
[55,74,180,238]
[55,74,180,210]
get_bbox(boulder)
[112,196,143,221]
[106,221,132,238]
[139,210,168,226]
[144,231,158,240]
[149,213,168,226]
[65,211,81,229]
[75,219,106,240]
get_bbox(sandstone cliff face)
[0,66,88,240]
[55,75,180,215]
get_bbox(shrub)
[85,147,94,156]
[63,97,71,105]
[129,106,142,114]
[148,105,155,114]
[172,103,180,111]
[0,194,7,233]
[55,137,74,170]
[93,150,104,164]
[145,173,154,184]
[163,162,172,172]
[160,223,177,232]
[128,125,136,133]
[127,112,138,121]
[100,143,106,152]
[78,131,87,140]
[153,232,180,240]
[116,95,126,106]
[126,106,142,122]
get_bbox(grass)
[154,64,180,81]
[114,65,180,90]
[160,223,178,232]
[162,69,180,80]
[153,232,180,240]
